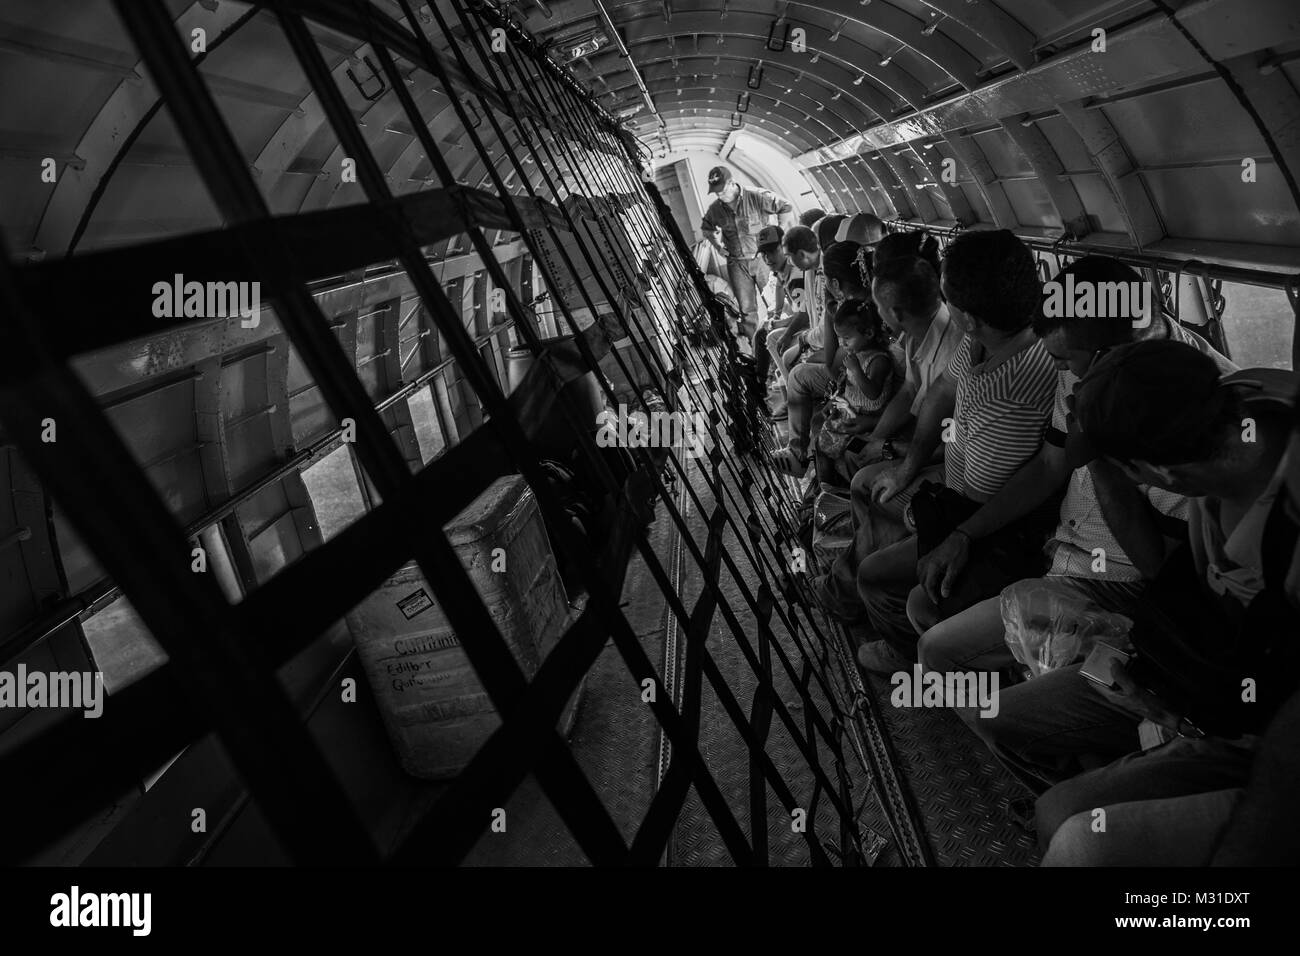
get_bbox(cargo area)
[1,0,1297,873]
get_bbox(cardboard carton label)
[397,588,434,620]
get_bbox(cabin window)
[1217,283,1295,370]
[407,386,449,465]
[79,518,239,695]
[80,597,168,695]
[299,445,369,543]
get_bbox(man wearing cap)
[1030,342,1299,865]
[837,212,886,247]
[701,165,796,346]
[910,257,1235,678]
[1124,378,1300,867]
[956,340,1296,804]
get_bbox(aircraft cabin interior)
[0,0,1297,898]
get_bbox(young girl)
[815,298,897,484]
[837,298,896,414]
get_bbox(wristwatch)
[881,439,897,460]
[1175,715,1206,739]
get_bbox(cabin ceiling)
[1,0,1299,268]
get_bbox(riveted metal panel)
[1143,163,1300,244]
[1101,80,1269,169]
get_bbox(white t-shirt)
[1046,320,1238,579]
[900,303,964,416]
[802,266,828,350]
[1190,452,1287,606]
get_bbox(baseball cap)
[756,225,784,253]
[837,212,885,246]
[1067,339,1225,469]
[822,241,863,283]
[707,165,733,193]
[813,214,847,251]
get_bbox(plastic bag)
[1001,578,1133,678]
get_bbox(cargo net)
[0,0,927,866]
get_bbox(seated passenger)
[755,225,797,414]
[814,233,960,621]
[813,214,848,254]
[1031,343,1299,864]
[798,241,870,472]
[1208,387,1300,866]
[963,341,1297,802]
[875,229,940,272]
[798,207,826,228]
[916,256,1237,677]
[769,228,836,474]
[854,230,1058,672]
[836,211,885,248]
[814,299,898,485]
[822,240,868,311]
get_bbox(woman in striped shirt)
[855,229,1059,673]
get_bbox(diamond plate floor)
[862,671,1041,866]
[759,384,1041,865]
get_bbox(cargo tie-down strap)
[0,0,930,866]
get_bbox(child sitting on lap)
[815,299,897,485]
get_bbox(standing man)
[701,165,796,348]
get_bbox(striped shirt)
[1046,320,1237,579]
[943,335,1057,501]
